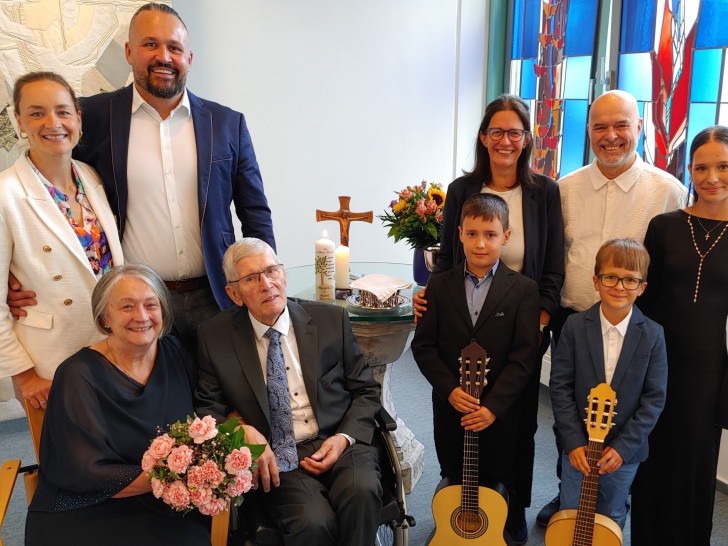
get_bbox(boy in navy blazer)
[411,193,540,538]
[549,239,667,529]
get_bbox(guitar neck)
[461,429,479,512]
[573,439,603,545]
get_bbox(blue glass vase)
[412,247,430,286]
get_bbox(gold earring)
[79,129,83,139]
[19,131,27,139]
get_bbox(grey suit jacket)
[550,303,668,464]
[194,298,381,445]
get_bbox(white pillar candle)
[315,231,335,301]
[335,245,350,289]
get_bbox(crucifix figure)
[315,196,373,246]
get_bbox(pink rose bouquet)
[143,415,264,516]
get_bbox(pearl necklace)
[687,209,728,303]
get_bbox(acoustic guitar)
[428,341,509,545]
[545,383,623,546]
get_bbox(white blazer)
[0,155,123,381]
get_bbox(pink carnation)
[200,459,225,488]
[167,444,194,474]
[148,433,176,458]
[161,480,191,511]
[188,415,218,444]
[224,447,253,475]
[189,486,214,508]
[228,469,253,496]
[198,495,227,516]
[400,188,413,199]
[150,477,165,499]
[186,465,206,489]
[141,450,158,473]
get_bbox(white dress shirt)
[599,306,632,385]
[124,85,204,281]
[560,156,686,311]
[249,308,319,443]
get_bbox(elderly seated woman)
[25,264,210,546]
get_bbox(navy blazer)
[434,173,564,317]
[549,303,667,464]
[194,299,381,446]
[412,262,540,418]
[75,84,276,309]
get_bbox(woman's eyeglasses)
[483,128,530,142]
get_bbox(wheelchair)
[233,407,415,546]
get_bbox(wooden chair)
[0,400,230,546]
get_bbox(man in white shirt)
[537,89,687,526]
[8,3,276,348]
[195,238,382,546]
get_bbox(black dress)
[26,336,211,546]
[632,210,728,545]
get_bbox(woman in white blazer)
[0,72,122,409]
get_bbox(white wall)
[174,0,487,267]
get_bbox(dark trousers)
[261,440,382,546]
[513,329,550,513]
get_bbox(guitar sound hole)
[452,506,488,539]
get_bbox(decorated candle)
[315,231,335,301]
[335,245,350,289]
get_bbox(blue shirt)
[464,260,499,326]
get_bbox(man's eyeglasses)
[483,128,530,142]
[597,274,644,290]
[229,264,285,287]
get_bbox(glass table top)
[285,262,419,322]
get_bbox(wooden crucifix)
[315,196,372,247]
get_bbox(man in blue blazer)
[76,3,275,334]
[549,239,667,529]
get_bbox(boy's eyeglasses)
[483,128,530,142]
[597,274,643,290]
[228,264,285,287]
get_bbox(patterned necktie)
[264,328,298,471]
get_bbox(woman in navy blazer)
[419,95,564,541]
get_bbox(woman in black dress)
[414,95,564,543]
[26,264,210,546]
[632,125,728,545]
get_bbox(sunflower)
[392,199,407,214]
[427,187,446,208]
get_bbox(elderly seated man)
[195,238,382,546]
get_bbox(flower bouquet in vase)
[379,181,445,285]
[143,414,265,516]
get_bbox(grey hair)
[222,238,279,282]
[92,264,173,337]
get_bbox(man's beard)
[137,63,186,99]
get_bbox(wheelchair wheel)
[376,520,409,546]
[376,522,394,546]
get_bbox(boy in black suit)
[411,193,540,540]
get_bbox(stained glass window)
[508,0,598,180]
[619,0,728,183]
[507,0,728,184]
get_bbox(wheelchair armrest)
[375,407,397,432]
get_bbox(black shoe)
[511,518,528,545]
[536,495,560,527]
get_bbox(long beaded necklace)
[687,208,728,303]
